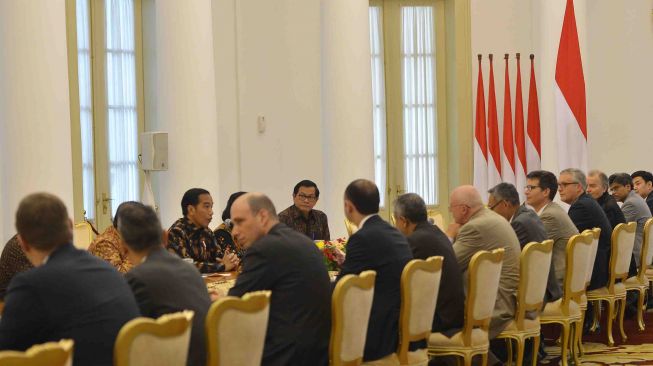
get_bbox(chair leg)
[481,352,488,366]
[590,300,600,332]
[619,297,628,342]
[506,338,513,366]
[638,288,646,331]
[531,335,540,366]
[560,323,570,366]
[515,338,525,366]
[577,310,585,357]
[607,300,615,346]
[571,322,580,366]
[464,354,472,366]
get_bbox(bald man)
[449,185,521,340]
[228,193,331,366]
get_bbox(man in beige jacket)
[448,185,521,339]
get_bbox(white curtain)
[401,6,437,205]
[76,0,96,220]
[106,0,139,216]
[369,6,387,206]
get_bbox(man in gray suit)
[525,170,579,286]
[488,183,562,304]
[609,173,652,267]
[448,185,520,339]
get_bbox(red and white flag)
[501,54,516,185]
[487,54,502,188]
[555,0,587,171]
[474,55,489,201]
[514,54,527,201]
[527,54,542,172]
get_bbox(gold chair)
[427,249,505,366]
[574,228,600,357]
[426,210,445,231]
[0,339,73,366]
[206,290,271,366]
[330,270,377,366]
[73,221,94,250]
[626,218,653,331]
[540,232,593,366]
[496,240,553,366]
[397,256,444,366]
[114,310,194,366]
[586,222,636,347]
[345,219,358,237]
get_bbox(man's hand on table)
[221,250,240,271]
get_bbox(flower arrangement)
[314,237,347,271]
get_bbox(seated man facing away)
[525,170,578,287]
[167,188,239,273]
[632,170,653,215]
[0,235,33,300]
[118,202,211,366]
[393,192,464,335]
[229,193,331,366]
[0,193,139,366]
[448,185,520,341]
[587,170,626,230]
[488,183,562,304]
[609,172,652,268]
[88,201,135,273]
[278,180,331,240]
[336,179,413,363]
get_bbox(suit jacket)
[597,192,626,230]
[407,222,464,334]
[511,205,562,304]
[228,223,331,366]
[646,192,653,217]
[0,243,139,366]
[568,193,613,290]
[126,247,211,366]
[539,202,579,285]
[336,215,413,361]
[621,190,652,267]
[453,207,521,338]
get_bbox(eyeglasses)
[557,182,579,189]
[448,203,469,211]
[524,185,541,192]
[296,193,317,202]
[489,200,504,210]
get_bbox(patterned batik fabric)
[278,205,331,241]
[214,223,245,259]
[167,217,225,273]
[88,226,133,274]
[0,235,34,299]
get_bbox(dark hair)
[608,173,633,189]
[293,180,320,198]
[393,193,427,223]
[488,183,520,206]
[344,179,380,215]
[247,194,278,219]
[526,170,558,201]
[117,202,163,252]
[113,201,141,228]
[15,193,72,251]
[222,191,247,221]
[632,170,653,184]
[181,188,210,216]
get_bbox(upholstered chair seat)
[361,353,400,366]
[428,328,489,350]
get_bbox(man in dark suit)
[336,179,413,362]
[229,193,331,366]
[488,183,562,304]
[632,170,653,215]
[393,192,464,335]
[558,169,613,290]
[0,193,139,366]
[117,202,211,366]
[587,170,626,229]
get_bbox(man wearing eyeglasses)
[524,170,578,288]
[278,180,331,240]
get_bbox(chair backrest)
[397,256,443,363]
[462,249,504,346]
[0,339,73,366]
[73,221,94,250]
[610,222,637,288]
[561,232,593,310]
[516,240,553,327]
[344,219,358,237]
[584,228,601,286]
[330,270,376,366]
[639,218,653,278]
[206,290,271,366]
[427,210,445,230]
[114,311,194,366]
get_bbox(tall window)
[72,0,142,226]
[369,0,444,215]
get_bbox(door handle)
[101,193,113,214]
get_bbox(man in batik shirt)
[0,235,33,299]
[167,188,239,273]
[278,180,331,240]
[89,202,137,273]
